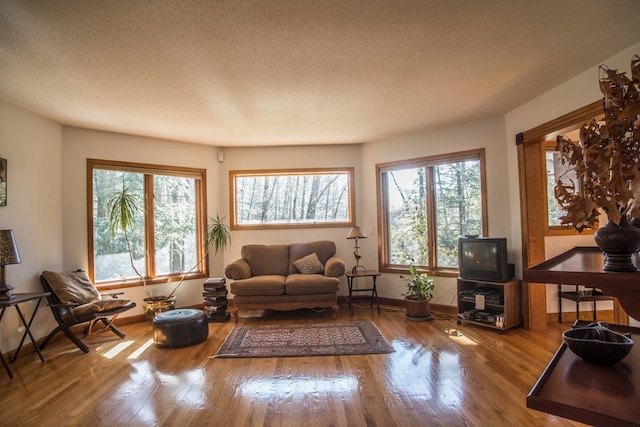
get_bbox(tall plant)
[107,179,149,296]
[108,179,232,299]
[165,213,231,298]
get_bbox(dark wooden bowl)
[563,324,634,364]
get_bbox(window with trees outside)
[544,136,596,235]
[377,149,487,275]
[88,159,207,287]
[230,168,355,229]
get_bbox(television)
[458,237,514,282]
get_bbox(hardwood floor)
[1,303,587,426]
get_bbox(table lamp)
[0,230,21,299]
[346,226,367,273]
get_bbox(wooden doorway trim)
[516,100,603,330]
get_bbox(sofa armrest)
[225,259,252,280]
[324,256,346,277]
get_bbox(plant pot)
[143,296,176,321]
[405,298,432,322]
[593,220,640,272]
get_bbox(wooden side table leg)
[613,297,629,326]
[1,350,12,378]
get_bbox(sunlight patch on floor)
[97,338,155,359]
[100,340,134,359]
[127,338,155,359]
[445,328,478,346]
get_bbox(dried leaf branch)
[555,55,640,231]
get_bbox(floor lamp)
[346,226,367,273]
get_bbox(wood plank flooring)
[1,304,587,426]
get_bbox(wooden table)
[0,292,50,378]
[345,270,381,315]
[527,321,640,426]
[523,246,640,323]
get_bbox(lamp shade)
[0,230,21,265]
[346,226,367,239]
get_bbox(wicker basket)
[405,298,431,320]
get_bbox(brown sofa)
[224,240,346,320]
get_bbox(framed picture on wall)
[0,158,6,206]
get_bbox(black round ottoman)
[152,309,209,348]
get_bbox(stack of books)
[202,277,229,322]
[0,284,15,301]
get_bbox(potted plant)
[554,55,640,271]
[108,181,231,319]
[401,264,435,321]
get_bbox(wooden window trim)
[376,148,488,276]
[229,167,356,230]
[87,159,208,289]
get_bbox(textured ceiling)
[1,1,639,147]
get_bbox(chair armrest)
[101,292,124,299]
[48,302,80,308]
[324,256,346,277]
[48,302,80,322]
[224,259,252,280]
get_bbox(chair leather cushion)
[42,270,101,304]
[73,299,135,317]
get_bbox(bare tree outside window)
[230,168,355,229]
[377,149,487,274]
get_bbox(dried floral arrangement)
[554,55,640,231]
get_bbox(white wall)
[505,41,640,325]
[361,116,510,307]
[0,100,63,351]
[61,127,223,316]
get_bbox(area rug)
[213,321,394,358]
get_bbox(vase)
[405,298,432,321]
[593,219,640,272]
[143,295,176,320]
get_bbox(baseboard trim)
[337,295,458,317]
[546,310,615,324]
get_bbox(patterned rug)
[213,321,394,358]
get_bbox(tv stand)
[456,278,522,332]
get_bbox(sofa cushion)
[230,275,286,296]
[288,240,336,274]
[293,252,325,274]
[242,244,289,276]
[285,274,340,295]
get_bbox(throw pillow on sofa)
[293,252,324,274]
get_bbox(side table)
[527,321,640,425]
[0,292,50,378]
[345,270,381,315]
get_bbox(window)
[377,149,487,275]
[544,132,597,235]
[88,159,207,287]
[230,168,355,229]
[546,143,580,228]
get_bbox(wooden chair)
[39,270,136,353]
